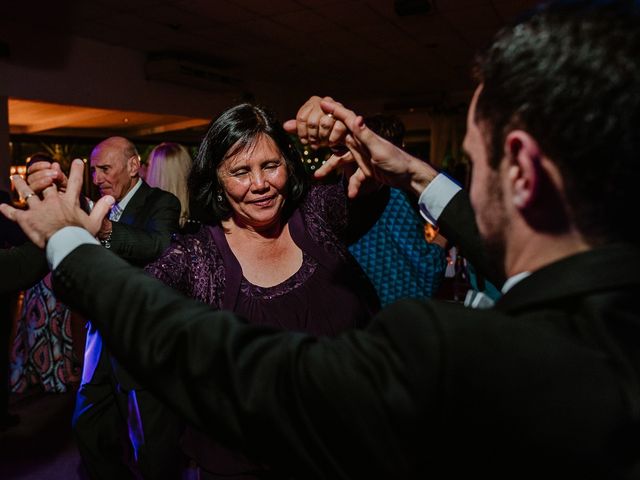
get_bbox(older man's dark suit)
[54,191,640,479]
[73,181,182,480]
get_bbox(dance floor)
[0,391,84,480]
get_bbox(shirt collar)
[501,271,531,294]
[115,178,142,212]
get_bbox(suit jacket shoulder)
[110,181,181,266]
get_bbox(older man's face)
[90,147,137,201]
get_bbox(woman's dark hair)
[189,103,307,221]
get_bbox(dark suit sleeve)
[109,191,180,265]
[0,243,48,294]
[437,190,505,287]
[52,244,441,478]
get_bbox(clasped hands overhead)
[283,96,436,199]
[1,95,435,247]
[0,159,114,248]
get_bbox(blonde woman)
[146,142,194,229]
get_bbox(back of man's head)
[364,114,405,147]
[26,152,54,166]
[473,0,640,245]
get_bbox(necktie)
[100,203,121,249]
[109,203,123,222]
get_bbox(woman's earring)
[216,193,224,203]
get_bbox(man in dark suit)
[26,137,182,479]
[2,1,639,478]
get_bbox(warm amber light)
[9,165,26,178]
[424,223,440,243]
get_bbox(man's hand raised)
[314,98,439,198]
[283,95,348,149]
[27,160,69,195]
[0,159,113,248]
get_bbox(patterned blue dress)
[349,188,447,306]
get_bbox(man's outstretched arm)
[51,241,436,480]
[286,96,502,286]
[1,157,437,478]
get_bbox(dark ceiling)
[2,0,541,106]
[1,0,541,141]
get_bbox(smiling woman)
[144,103,388,479]
[218,134,290,233]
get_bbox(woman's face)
[218,134,289,230]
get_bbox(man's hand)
[313,98,439,198]
[283,95,348,149]
[27,160,69,195]
[0,159,113,248]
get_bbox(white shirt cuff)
[418,173,462,225]
[46,226,100,270]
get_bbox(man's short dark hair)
[473,0,640,244]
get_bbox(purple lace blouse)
[145,181,380,334]
[144,181,382,477]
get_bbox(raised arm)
[286,96,438,197]
[283,95,348,149]
[52,243,432,479]
[2,157,439,479]
[287,97,502,286]
[26,160,69,194]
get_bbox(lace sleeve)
[144,229,225,308]
[144,237,191,292]
[303,181,349,238]
[302,180,388,245]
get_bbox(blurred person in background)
[25,137,182,480]
[9,153,80,395]
[146,142,202,234]
[349,114,447,306]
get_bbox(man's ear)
[504,130,542,210]
[128,155,141,177]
